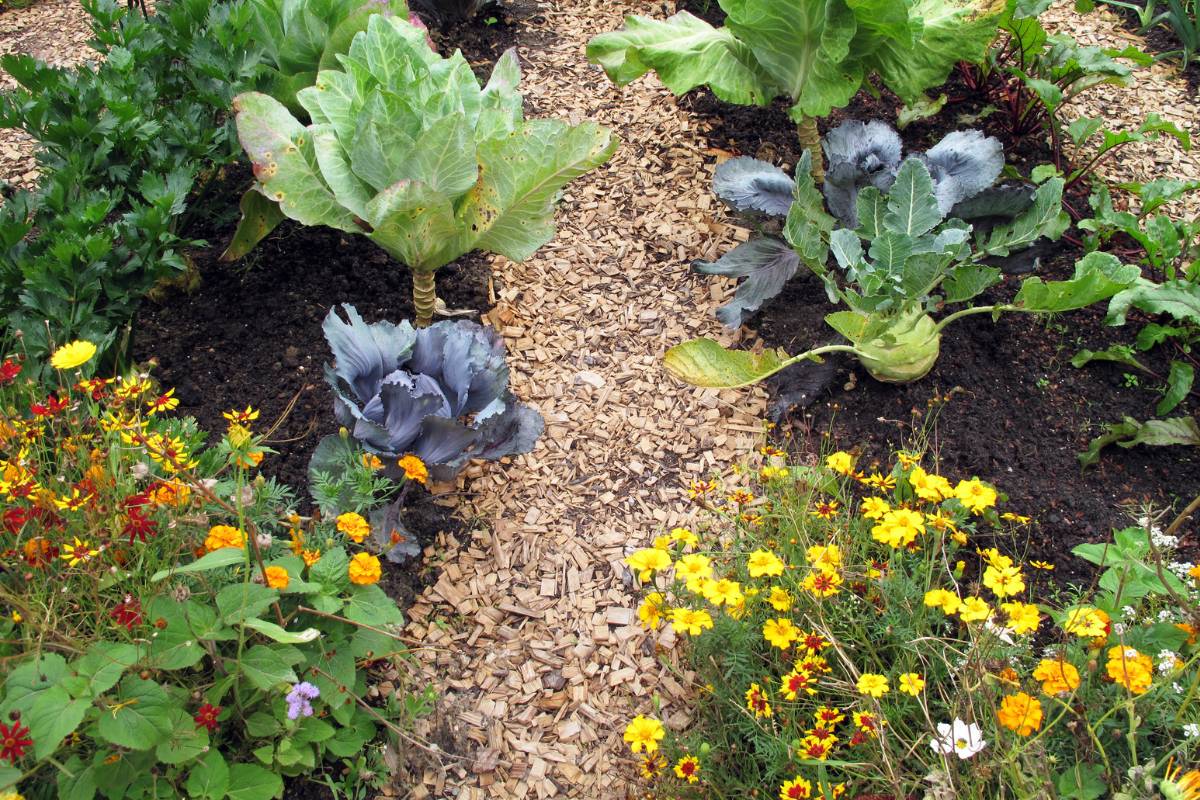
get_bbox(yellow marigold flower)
[801,568,843,598]
[703,578,744,607]
[896,451,920,468]
[1030,560,1055,571]
[1063,606,1108,638]
[780,669,818,700]
[805,543,842,571]
[923,588,962,615]
[745,683,772,718]
[673,755,701,783]
[872,507,926,548]
[959,596,992,623]
[860,496,890,520]
[760,465,789,481]
[50,340,97,370]
[626,548,672,582]
[727,489,755,506]
[361,453,384,470]
[1032,659,1080,695]
[150,481,191,507]
[639,753,665,778]
[348,552,382,585]
[763,617,802,650]
[860,471,896,490]
[768,586,793,612]
[1177,623,1199,645]
[780,777,813,800]
[909,466,952,503]
[146,389,179,415]
[61,537,99,567]
[898,672,925,696]
[982,564,1026,598]
[997,692,1043,736]
[222,406,260,424]
[670,607,714,636]
[811,499,840,519]
[856,673,889,698]
[263,566,290,590]
[301,548,322,567]
[1000,512,1031,524]
[652,534,672,550]
[205,525,245,553]
[397,454,428,484]
[1001,601,1041,635]
[235,450,265,469]
[336,512,371,543]
[825,451,855,476]
[669,527,698,548]
[623,715,665,754]
[977,547,1013,569]
[638,592,666,629]
[814,706,845,726]
[675,553,713,591]
[1105,646,1154,694]
[954,478,998,514]
[1190,564,1200,581]
[748,549,785,578]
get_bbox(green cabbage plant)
[664,152,1142,386]
[249,0,412,117]
[227,16,617,326]
[586,0,1001,180]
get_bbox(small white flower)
[1121,605,1137,619]
[130,462,150,480]
[1113,622,1127,635]
[1158,650,1181,674]
[1175,682,1185,694]
[255,533,273,549]
[984,618,1015,645]
[1184,723,1200,739]
[930,719,987,760]
[1159,609,1176,622]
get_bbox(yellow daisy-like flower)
[860,496,890,520]
[745,683,772,718]
[805,543,842,571]
[263,565,290,590]
[675,553,713,591]
[923,589,962,615]
[670,607,714,636]
[958,596,992,623]
[779,669,818,700]
[703,578,744,607]
[982,564,1026,598]
[810,499,840,519]
[802,568,843,598]
[623,715,665,754]
[871,508,925,548]
[954,478,998,514]
[673,755,701,784]
[856,673,889,698]
[669,527,698,548]
[347,552,382,585]
[61,537,99,567]
[780,777,813,800]
[397,454,428,484]
[825,451,855,476]
[336,511,371,543]
[1030,560,1055,571]
[301,548,322,567]
[898,672,925,696]
[747,549,785,578]
[768,586,793,612]
[997,692,1043,736]
[1000,601,1041,635]
[763,617,802,650]
[637,592,666,629]
[760,465,789,481]
[1062,606,1108,638]
[50,340,97,370]
[626,548,672,582]
[908,466,952,503]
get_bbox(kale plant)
[228,16,616,327]
[586,0,1000,180]
[665,151,1141,386]
[698,120,1037,328]
[316,304,543,484]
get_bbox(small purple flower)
[285,681,320,720]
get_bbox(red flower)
[0,715,32,763]
[193,704,221,732]
[110,596,143,630]
[122,506,157,544]
[30,394,69,417]
[2,507,30,535]
[0,358,21,386]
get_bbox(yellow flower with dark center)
[625,548,671,582]
[860,472,896,491]
[997,692,1042,736]
[637,592,665,629]
[763,617,802,650]
[669,607,713,635]
[958,596,992,623]
[146,389,179,416]
[856,673,889,698]
[982,564,1026,598]
[397,454,428,484]
[954,478,998,514]
[336,512,371,543]
[622,715,665,754]
[639,753,665,778]
[50,340,97,370]
[1105,646,1154,694]
[780,776,813,800]
[747,549,785,577]
[1030,560,1055,570]
[61,537,99,567]
[745,683,772,717]
[348,552,382,585]
[673,755,701,783]
[810,499,840,519]
[223,406,260,424]
[814,706,845,726]
[896,451,920,468]
[898,673,925,696]
[825,451,855,476]
[780,669,817,700]
[204,525,245,553]
[860,496,890,520]
[1001,601,1041,634]
[263,566,290,590]
[802,568,843,598]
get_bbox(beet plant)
[665,150,1142,386]
[227,16,617,327]
[586,0,1001,180]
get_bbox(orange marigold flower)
[397,454,428,484]
[997,692,1043,736]
[204,525,245,553]
[263,566,290,590]
[336,512,371,543]
[348,552,382,585]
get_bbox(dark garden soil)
[673,73,1200,586]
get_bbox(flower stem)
[797,116,824,183]
[412,271,437,328]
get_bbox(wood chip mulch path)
[0,1,1196,798]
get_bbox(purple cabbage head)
[320,304,544,482]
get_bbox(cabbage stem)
[766,343,863,384]
[412,271,437,328]
[933,304,1019,333]
[797,117,824,183]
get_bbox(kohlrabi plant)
[248,0,411,117]
[227,16,617,326]
[586,0,1001,180]
[699,120,1039,327]
[664,151,1142,386]
[317,304,543,485]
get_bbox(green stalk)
[412,271,437,328]
[797,116,825,183]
